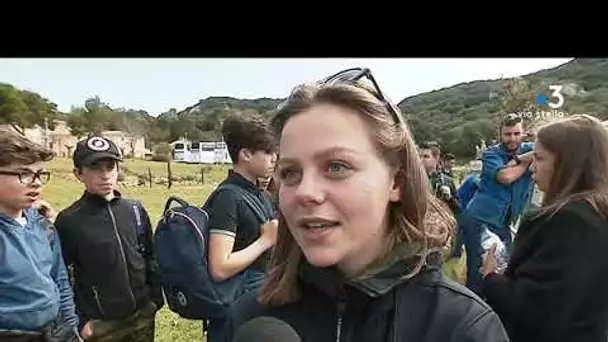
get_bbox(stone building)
[1,120,147,158]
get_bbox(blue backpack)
[154,184,272,320]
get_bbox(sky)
[0,58,573,116]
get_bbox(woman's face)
[531,140,555,192]
[276,103,401,277]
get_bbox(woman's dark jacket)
[483,200,608,342]
[233,248,509,342]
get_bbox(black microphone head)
[232,316,301,342]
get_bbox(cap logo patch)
[87,137,110,151]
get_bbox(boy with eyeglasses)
[54,135,163,342]
[0,129,81,342]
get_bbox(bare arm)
[206,190,277,281]
[496,151,534,185]
[209,221,276,281]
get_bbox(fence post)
[167,160,173,190]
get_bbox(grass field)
[41,157,467,341]
[43,158,222,341]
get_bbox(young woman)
[482,114,608,342]
[231,68,509,342]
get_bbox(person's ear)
[73,167,84,183]
[389,169,403,202]
[239,148,253,162]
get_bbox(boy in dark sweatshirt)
[55,135,163,342]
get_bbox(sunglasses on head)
[502,113,523,126]
[283,67,406,127]
[320,67,406,126]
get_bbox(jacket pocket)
[89,283,137,320]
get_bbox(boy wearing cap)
[54,135,163,342]
[0,129,81,342]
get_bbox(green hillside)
[399,58,608,156]
[168,58,608,158]
[3,58,608,159]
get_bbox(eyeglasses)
[318,67,406,128]
[0,170,51,185]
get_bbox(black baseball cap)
[73,135,123,168]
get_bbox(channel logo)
[536,85,565,109]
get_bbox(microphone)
[232,316,301,342]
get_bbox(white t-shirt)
[529,184,544,208]
[15,215,27,227]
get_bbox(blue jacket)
[464,142,534,229]
[458,174,480,210]
[0,208,78,332]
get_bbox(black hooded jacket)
[55,190,164,323]
[233,251,509,342]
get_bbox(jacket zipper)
[335,289,346,342]
[92,286,106,316]
[107,204,137,310]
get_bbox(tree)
[490,77,543,126]
[66,96,113,137]
[407,115,437,143]
[0,83,28,134]
[20,90,59,130]
[0,83,58,135]
[111,108,150,157]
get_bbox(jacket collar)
[81,189,123,205]
[0,207,45,230]
[226,169,261,194]
[298,242,443,299]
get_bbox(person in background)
[259,176,279,207]
[512,121,547,232]
[460,114,534,295]
[419,142,461,261]
[54,136,163,342]
[258,176,272,191]
[205,114,278,342]
[442,153,456,178]
[232,67,509,341]
[482,114,608,342]
[0,129,80,342]
[458,160,482,208]
[419,142,461,216]
[450,160,482,259]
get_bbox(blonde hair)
[259,79,454,306]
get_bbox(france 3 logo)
[535,85,565,109]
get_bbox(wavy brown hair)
[0,129,55,167]
[535,114,608,220]
[258,78,455,306]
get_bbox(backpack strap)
[129,200,148,255]
[217,184,270,223]
[163,196,190,214]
